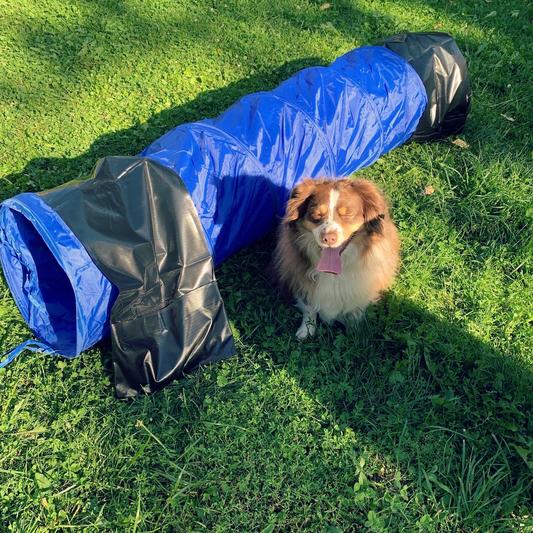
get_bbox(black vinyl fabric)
[40,156,235,398]
[379,32,471,141]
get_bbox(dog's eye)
[337,206,355,219]
[309,213,324,223]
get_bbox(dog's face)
[284,178,387,249]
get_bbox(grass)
[0,0,531,530]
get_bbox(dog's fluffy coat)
[274,178,400,339]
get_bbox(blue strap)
[0,339,58,368]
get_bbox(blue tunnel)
[141,45,426,264]
[0,33,470,395]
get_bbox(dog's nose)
[322,232,338,246]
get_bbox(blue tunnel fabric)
[0,193,116,358]
[0,44,427,365]
[141,46,427,264]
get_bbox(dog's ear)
[349,179,388,233]
[284,178,316,223]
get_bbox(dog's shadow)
[217,235,532,523]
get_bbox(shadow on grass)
[10,0,529,103]
[0,39,530,529]
[217,236,532,528]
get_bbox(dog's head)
[283,178,388,249]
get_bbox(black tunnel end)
[377,32,471,142]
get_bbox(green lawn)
[0,0,532,531]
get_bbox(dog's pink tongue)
[316,247,342,275]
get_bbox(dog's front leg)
[295,298,317,340]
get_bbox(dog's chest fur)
[299,234,387,322]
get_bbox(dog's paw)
[296,321,316,340]
[340,308,366,329]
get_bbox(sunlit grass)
[0,0,531,530]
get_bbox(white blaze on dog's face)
[286,179,381,247]
[308,187,352,248]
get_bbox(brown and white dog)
[274,178,400,339]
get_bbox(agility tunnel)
[0,33,470,397]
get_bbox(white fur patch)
[295,298,317,340]
[328,188,340,219]
[312,188,344,246]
